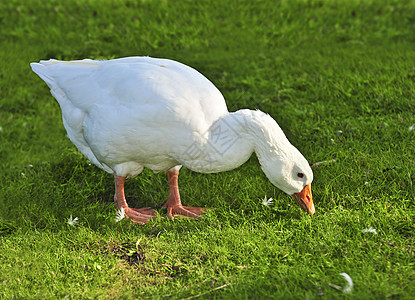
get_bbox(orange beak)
[292,183,315,215]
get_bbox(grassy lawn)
[1,0,415,298]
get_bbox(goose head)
[260,146,315,214]
[245,110,315,214]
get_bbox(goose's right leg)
[114,174,156,224]
[162,169,206,219]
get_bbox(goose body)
[31,56,314,223]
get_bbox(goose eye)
[297,173,304,178]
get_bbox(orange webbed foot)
[123,207,157,224]
[162,204,206,219]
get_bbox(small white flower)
[409,125,415,131]
[67,215,78,226]
[362,226,377,234]
[339,273,353,293]
[115,207,125,222]
[262,196,273,207]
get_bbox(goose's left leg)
[162,167,206,219]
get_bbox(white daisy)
[115,207,125,222]
[262,196,273,207]
[67,215,79,226]
[362,226,377,234]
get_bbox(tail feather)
[30,62,55,87]
[30,59,102,112]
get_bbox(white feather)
[339,273,353,293]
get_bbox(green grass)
[1,0,415,298]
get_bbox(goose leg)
[114,174,156,224]
[162,169,206,219]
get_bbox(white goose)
[31,57,315,224]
